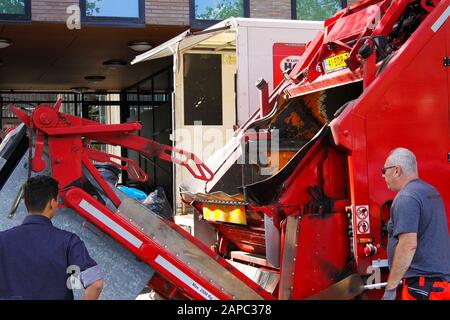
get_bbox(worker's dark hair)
[23,175,59,213]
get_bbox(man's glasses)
[381,166,397,175]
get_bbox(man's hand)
[83,279,104,300]
[382,288,397,300]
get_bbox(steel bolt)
[40,114,51,125]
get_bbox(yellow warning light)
[202,205,247,225]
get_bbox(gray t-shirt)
[387,179,450,281]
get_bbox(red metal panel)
[278,138,327,208]
[285,68,362,99]
[64,187,273,300]
[364,10,450,239]
[329,1,450,272]
[292,213,350,300]
[214,223,266,255]
[322,147,348,199]
[48,136,83,188]
[324,2,382,43]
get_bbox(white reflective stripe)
[431,5,450,32]
[79,199,143,249]
[154,255,219,300]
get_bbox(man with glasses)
[381,148,450,300]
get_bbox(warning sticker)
[355,205,371,235]
[357,220,370,234]
[356,207,369,220]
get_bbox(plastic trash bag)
[118,186,148,201]
[143,187,174,221]
[95,163,120,186]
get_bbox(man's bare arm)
[386,233,417,289]
[83,279,104,300]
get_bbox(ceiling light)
[0,39,12,49]
[128,41,152,52]
[71,87,90,93]
[84,75,106,83]
[103,59,128,69]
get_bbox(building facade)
[2,1,351,28]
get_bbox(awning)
[131,25,233,65]
[131,17,323,65]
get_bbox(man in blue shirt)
[381,148,450,300]
[0,175,104,300]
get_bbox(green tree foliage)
[196,0,244,20]
[296,0,342,21]
[0,0,25,14]
[86,0,102,16]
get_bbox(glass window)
[190,0,249,27]
[293,0,346,21]
[86,0,139,18]
[0,0,30,21]
[81,0,144,25]
[183,54,223,126]
[0,0,24,14]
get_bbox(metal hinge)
[444,57,450,67]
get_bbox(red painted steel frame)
[193,0,449,300]
[9,102,273,300]
[63,187,273,300]
[330,0,450,272]
[274,0,449,298]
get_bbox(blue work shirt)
[0,214,101,300]
[387,179,450,281]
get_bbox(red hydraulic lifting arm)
[9,100,272,300]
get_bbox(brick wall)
[249,0,292,20]
[145,0,189,26]
[31,1,355,26]
[32,0,77,22]
[31,0,190,26]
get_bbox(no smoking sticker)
[356,207,369,219]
